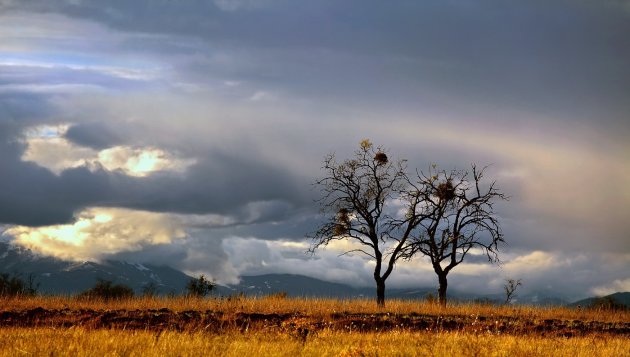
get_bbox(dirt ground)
[1,307,628,337]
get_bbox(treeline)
[0,273,38,297]
[0,273,215,300]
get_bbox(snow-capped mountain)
[0,242,191,295]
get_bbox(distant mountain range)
[568,292,630,309]
[0,242,190,295]
[1,242,627,307]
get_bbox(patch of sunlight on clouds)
[502,250,588,276]
[21,124,196,177]
[22,125,97,174]
[503,251,559,272]
[96,146,195,177]
[3,207,186,262]
[274,241,309,250]
[323,239,373,256]
[591,278,630,296]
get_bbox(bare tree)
[406,165,507,307]
[309,140,425,307]
[504,278,522,304]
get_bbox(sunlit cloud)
[4,207,187,262]
[96,146,195,177]
[21,125,196,177]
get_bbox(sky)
[0,0,629,301]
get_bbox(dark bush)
[78,279,134,300]
[473,297,497,306]
[186,275,215,297]
[268,291,288,299]
[0,273,38,297]
[588,296,627,311]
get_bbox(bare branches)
[308,140,419,307]
[404,164,508,306]
[309,141,507,307]
[504,278,523,304]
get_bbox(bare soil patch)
[1,308,628,337]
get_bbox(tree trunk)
[376,279,386,307]
[437,273,448,307]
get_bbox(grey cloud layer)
[5,0,628,136]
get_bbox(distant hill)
[568,292,630,309]
[0,242,190,295]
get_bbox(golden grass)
[0,327,628,357]
[1,296,628,356]
[2,295,628,323]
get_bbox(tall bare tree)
[309,140,425,307]
[406,165,507,307]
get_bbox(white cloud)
[249,90,276,101]
[4,207,187,262]
[591,278,630,296]
[96,146,195,177]
[503,251,561,273]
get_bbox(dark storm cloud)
[6,0,627,135]
[108,153,309,216]
[0,93,58,126]
[64,122,125,149]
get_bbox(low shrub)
[588,296,627,311]
[78,279,134,301]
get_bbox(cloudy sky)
[1,0,628,301]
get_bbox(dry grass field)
[1,296,628,356]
